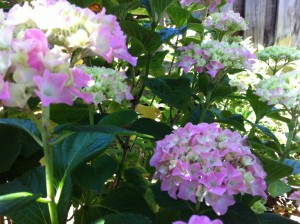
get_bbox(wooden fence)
[223,0,300,48]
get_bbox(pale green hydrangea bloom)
[200,40,256,70]
[254,70,300,109]
[79,66,133,104]
[257,46,300,64]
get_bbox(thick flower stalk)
[203,10,248,36]
[5,0,137,65]
[79,66,133,104]
[150,123,267,215]
[177,41,256,78]
[254,70,300,110]
[173,215,223,224]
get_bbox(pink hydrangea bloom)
[0,0,137,108]
[173,215,223,224]
[6,0,137,66]
[289,191,300,206]
[150,123,267,215]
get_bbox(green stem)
[199,88,213,123]
[41,106,58,224]
[280,110,298,161]
[195,200,201,213]
[132,53,151,109]
[88,104,94,125]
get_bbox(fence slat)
[263,0,277,46]
[275,0,300,48]
[244,0,267,47]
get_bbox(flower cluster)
[254,70,300,109]
[173,215,223,224]
[177,41,256,77]
[79,66,133,104]
[289,191,300,206]
[150,122,267,215]
[0,24,93,107]
[229,70,261,92]
[203,10,248,34]
[0,0,136,108]
[5,0,137,65]
[180,0,234,12]
[256,46,300,64]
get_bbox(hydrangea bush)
[0,0,300,224]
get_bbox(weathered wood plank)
[275,0,300,48]
[263,0,277,46]
[244,0,267,47]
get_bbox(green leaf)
[107,1,142,20]
[50,103,89,124]
[145,76,192,110]
[204,202,259,224]
[150,183,191,211]
[167,6,190,27]
[250,123,282,151]
[255,154,293,184]
[124,167,149,193]
[188,23,204,34]
[54,123,152,139]
[120,21,161,54]
[73,155,118,192]
[268,180,291,197]
[100,186,155,221]
[4,167,71,223]
[53,132,115,179]
[257,213,299,224]
[0,119,42,175]
[189,107,215,124]
[211,82,237,102]
[98,110,138,127]
[248,140,278,159]
[150,0,176,25]
[215,113,245,132]
[137,50,169,75]
[0,192,40,216]
[246,88,274,121]
[130,118,173,141]
[93,213,152,224]
[0,167,49,224]
[0,125,22,174]
[155,210,182,224]
[266,110,290,123]
[220,203,260,224]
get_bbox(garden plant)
[0,0,300,223]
